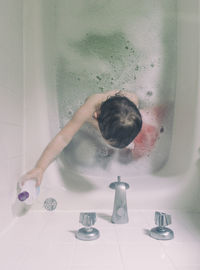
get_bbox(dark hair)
[97,95,142,148]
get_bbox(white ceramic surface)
[0,210,200,270]
[0,1,200,269]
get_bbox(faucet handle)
[155,211,172,227]
[79,212,96,227]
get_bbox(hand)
[20,167,44,187]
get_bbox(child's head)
[97,95,142,149]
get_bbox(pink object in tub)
[132,105,168,159]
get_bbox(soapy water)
[55,0,177,176]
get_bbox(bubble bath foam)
[55,0,177,176]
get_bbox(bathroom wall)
[0,0,24,232]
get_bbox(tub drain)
[44,198,57,211]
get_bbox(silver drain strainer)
[44,198,57,211]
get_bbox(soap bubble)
[55,0,177,176]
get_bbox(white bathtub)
[23,0,200,212]
[1,0,200,269]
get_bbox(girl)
[22,89,163,186]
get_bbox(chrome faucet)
[150,211,174,240]
[109,176,129,224]
[76,212,100,241]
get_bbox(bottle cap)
[18,191,29,201]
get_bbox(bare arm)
[36,89,139,171]
[22,94,97,186]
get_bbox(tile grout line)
[3,210,200,270]
[160,242,180,270]
[0,217,18,239]
[69,237,79,269]
[115,225,126,270]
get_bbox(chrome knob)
[79,212,96,227]
[150,211,174,240]
[76,212,100,241]
[155,212,172,227]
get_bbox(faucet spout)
[109,176,129,224]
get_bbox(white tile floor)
[0,210,200,270]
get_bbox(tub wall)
[0,0,24,232]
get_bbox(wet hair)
[97,95,142,149]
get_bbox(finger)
[20,177,28,186]
[21,177,29,186]
[35,180,41,187]
[22,173,31,180]
[20,173,35,185]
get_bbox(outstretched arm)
[22,94,97,186]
